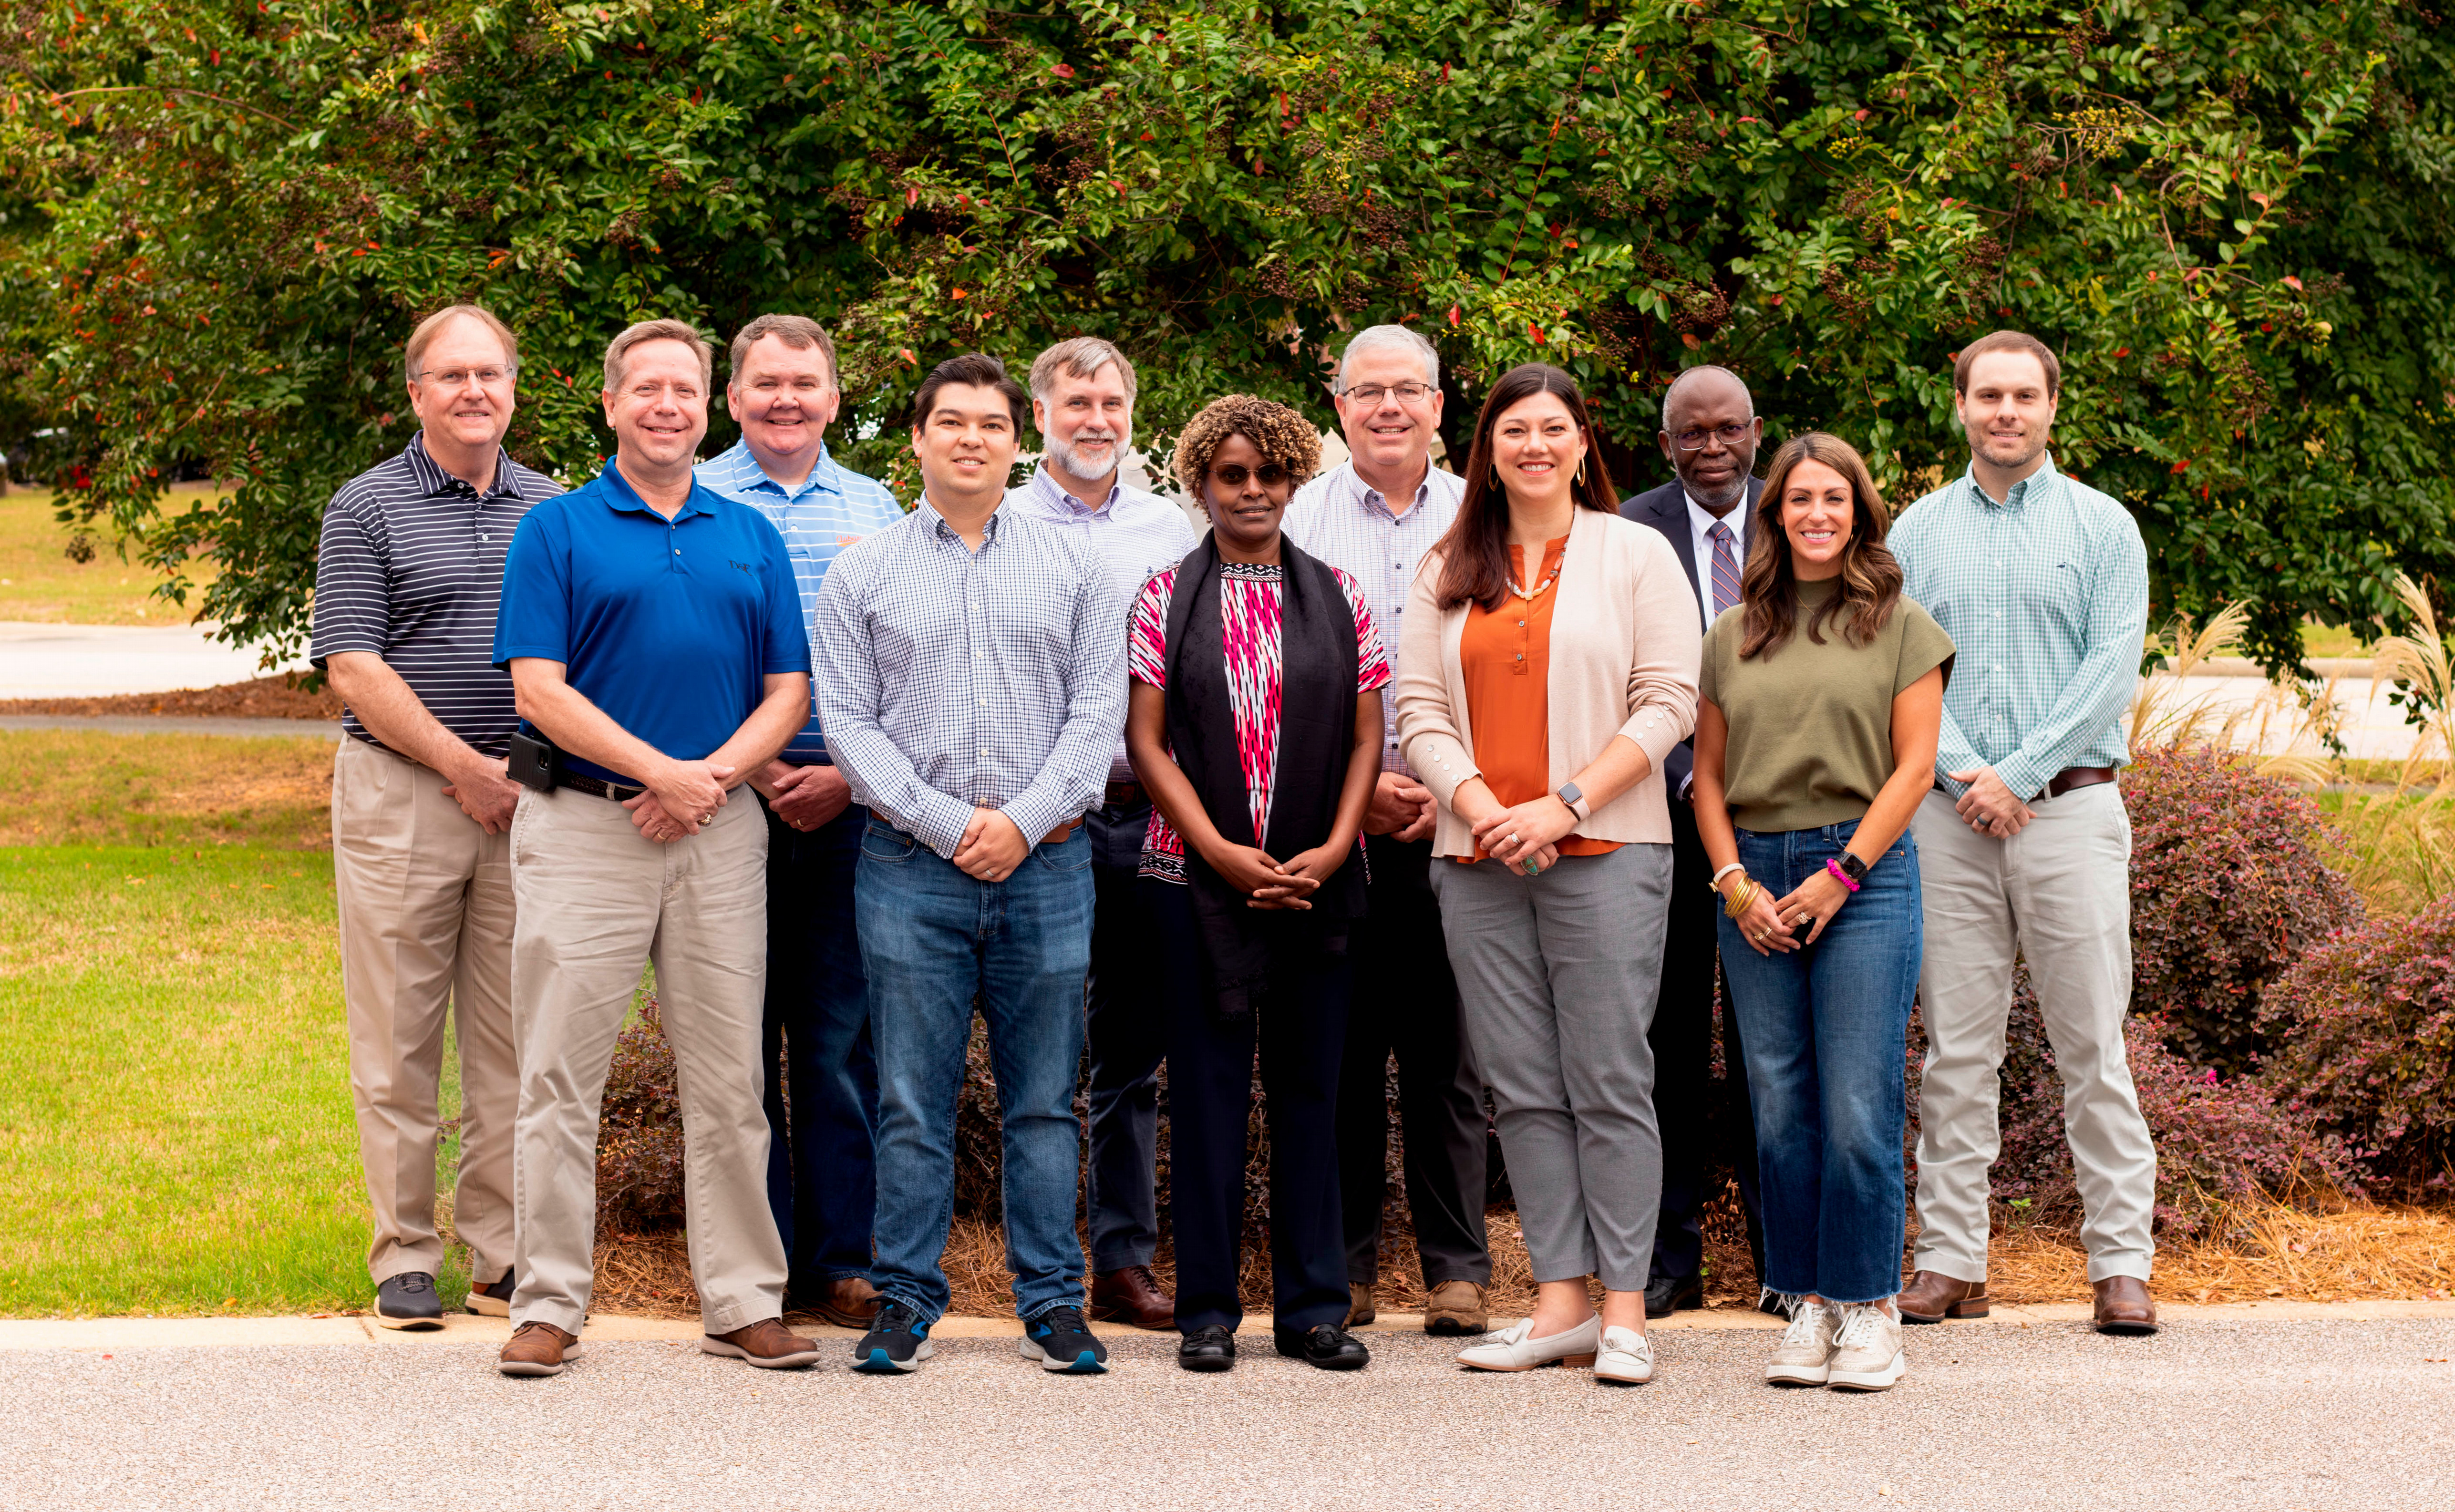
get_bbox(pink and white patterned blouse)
[1127,560,1392,884]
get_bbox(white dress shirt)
[1686,491,1750,630]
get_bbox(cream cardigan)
[1394,506,1702,857]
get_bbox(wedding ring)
[697,813,713,827]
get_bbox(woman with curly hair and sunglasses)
[1691,432,1952,1394]
[1123,394,1389,1374]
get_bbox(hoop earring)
[1577,454,1589,489]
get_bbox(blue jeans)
[855,816,1094,1322]
[1717,819,1920,1305]
[758,797,877,1291]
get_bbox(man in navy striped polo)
[695,315,906,1331]
[312,303,557,1330]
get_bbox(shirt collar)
[1685,490,1745,542]
[1966,453,2057,512]
[712,437,842,503]
[1026,463,1122,520]
[1350,461,1433,522]
[406,431,527,502]
[918,494,1002,545]
[596,457,715,521]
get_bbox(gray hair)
[602,319,714,394]
[1333,324,1439,394]
[404,304,518,388]
[1028,336,1138,406]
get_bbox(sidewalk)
[0,620,308,700]
[3,1309,2449,1510]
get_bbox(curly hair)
[1169,393,1323,504]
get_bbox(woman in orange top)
[1394,363,1702,1386]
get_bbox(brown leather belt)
[1104,780,1149,808]
[562,771,645,802]
[1934,766,2116,802]
[870,807,1076,846]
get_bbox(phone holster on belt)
[507,727,561,792]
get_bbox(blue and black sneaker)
[852,1298,933,1374]
[1019,1306,1109,1374]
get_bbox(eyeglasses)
[1341,381,1434,406]
[1209,463,1292,487]
[415,367,515,390]
[1673,421,1754,452]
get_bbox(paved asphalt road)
[4,1318,2449,1511]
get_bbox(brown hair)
[1432,364,1618,612]
[1028,336,1138,407]
[601,318,713,394]
[910,352,1027,432]
[1169,393,1321,503]
[728,314,838,390]
[1951,329,2061,397]
[403,304,517,387]
[1737,432,1903,659]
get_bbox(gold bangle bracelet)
[1722,877,1758,920]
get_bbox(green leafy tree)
[1,0,2448,670]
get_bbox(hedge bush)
[2264,899,2455,1197]
[594,995,687,1233]
[2123,747,2363,1078]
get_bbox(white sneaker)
[1455,1314,1601,1372]
[1593,1326,1655,1385]
[1765,1297,1837,1386]
[1826,1303,1907,1391]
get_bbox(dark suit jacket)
[1619,476,1765,795]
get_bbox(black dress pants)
[1148,879,1353,1333]
[1649,792,1768,1287]
[1083,800,1167,1273]
[1336,834,1492,1288]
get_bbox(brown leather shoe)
[1088,1265,1175,1329]
[2092,1275,2160,1335]
[1898,1270,1991,1323]
[808,1275,882,1329]
[1345,1281,1377,1328]
[1423,1280,1488,1337]
[498,1320,580,1377]
[701,1317,823,1368]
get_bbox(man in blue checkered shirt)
[815,353,1127,1376]
[695,315,906,1335]
[1889,330,2160,1337]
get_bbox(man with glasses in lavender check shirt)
[1284,324,1494,1338]
[1003,337,1197,1332]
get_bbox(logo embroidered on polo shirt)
[729,559,753,573]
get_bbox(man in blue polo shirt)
[695,313,906,1332]
[489,318,817,1378]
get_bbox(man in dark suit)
[1619,364,1772,1317]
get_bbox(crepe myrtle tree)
[1,0,2449,672]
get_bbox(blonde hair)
[404,304,518,387]
[602,319,714,394]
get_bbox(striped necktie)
[1706,519,1742,619]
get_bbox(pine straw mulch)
[589,1195,2455,1322]
[0,672,343,720]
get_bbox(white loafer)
[1455,1314,1601,1372]
[1594,1326,1655,1385]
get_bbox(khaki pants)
[1910,784,2157,1284]
[331,736,517,1286]
[505,784,783,1336]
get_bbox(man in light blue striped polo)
[1890,329,2160,1337]
[696,314,906,1332]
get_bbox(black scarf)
[1160,532,1365,1021]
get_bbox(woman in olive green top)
[1691,432,1952,1395]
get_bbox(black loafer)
[1274,1323,1369,1370]
[1177,1323,1237,1372]
[373,1271,444,1330]
[1644,1272,1704,1319]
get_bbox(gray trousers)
[1911,785,2156,1283]
[506,786,786,1337]
[1431,844,1673,1292]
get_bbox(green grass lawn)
[0,483,221,625]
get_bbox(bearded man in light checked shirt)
[815,352,1127,1376]
[1888,330,2161,1337]
[1004,336,1197,1332]
[695,314,905,1332]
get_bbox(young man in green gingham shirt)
[1887,330,2162,1338]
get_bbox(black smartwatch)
[1836,850,1871,884]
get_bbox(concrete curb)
[5,1298,2449,1350]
